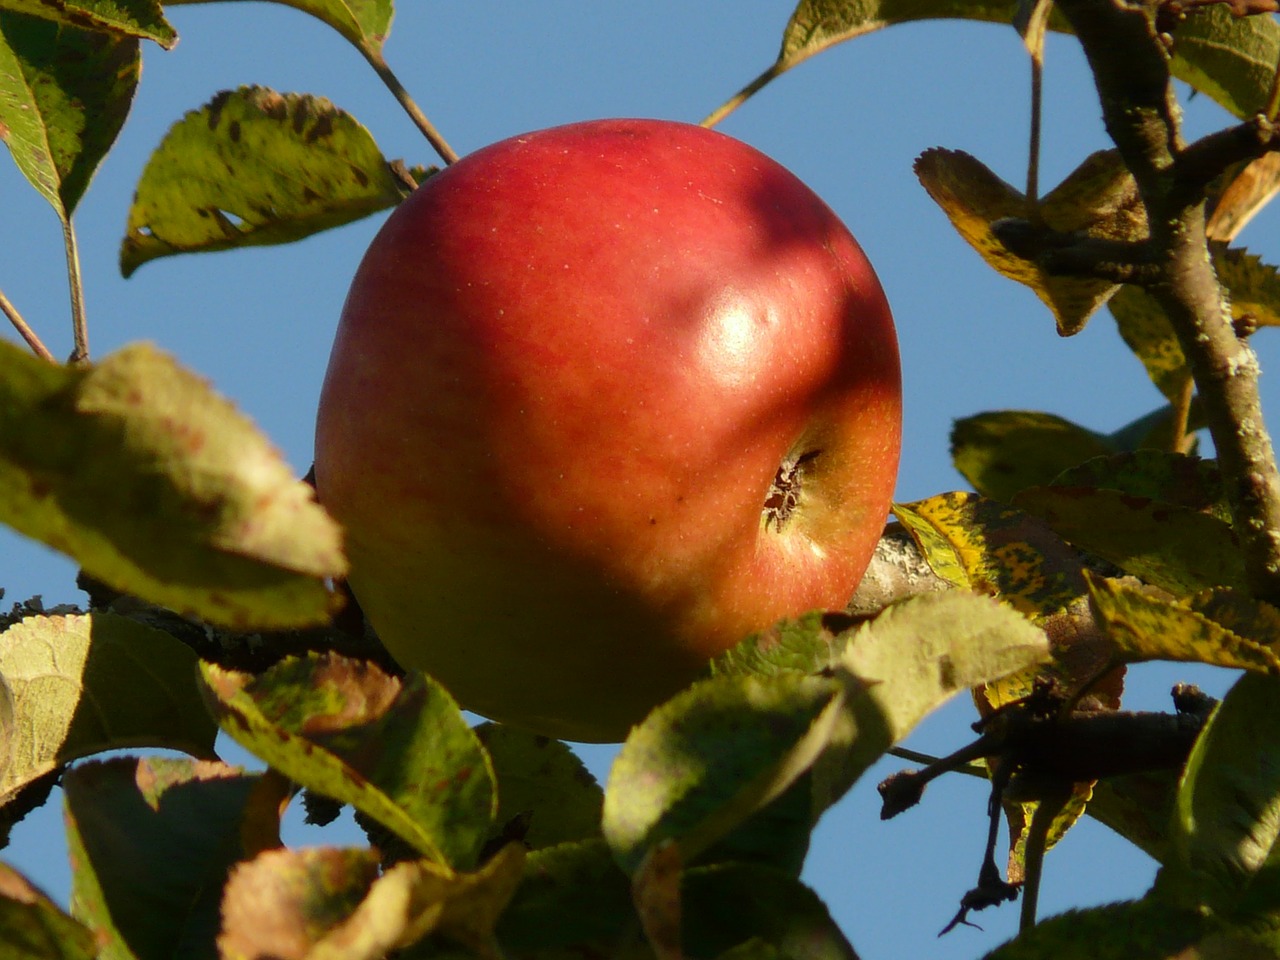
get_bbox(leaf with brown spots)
[1087,575,1280,674]
[0,340,344,628]
[121,86,414,276]
[0,9,140,217]
[893,492,1089,620]
[1014,486,1246,596]
[200,653,496,869]
[0,0,175,47]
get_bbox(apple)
[314,118,901,742]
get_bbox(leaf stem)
[701,63,784,128]
[1018,786,1071,933]
[1028,55,1043,203]
[0,287,55,362]
[362,50,459,165]
[63,218,89,364]
[1055,0,1280,603]
[1170,375,1195,454]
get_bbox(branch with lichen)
[1052,0,1280,604]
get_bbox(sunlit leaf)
[1087,575,1280,673]
[0,0,175,47]
[166,0,391,57]
[1014,486,1245,595]
[302,845,525,960]
[893,492,1089,619]
[951,411,1115,502]
[200,654,495,869]
[1217,247,1280,329]
[915,148,1144,335]
[63,757,262,960]
[0,613,218,807]
[710,611,845,679]
[1109,286,1191,402]
[602,670,847,875]
[474,723,603,851]
[218,847,381,960]
[0,341,345,628]
[709,0,1280,125]
[121,86,410,276]
[1166,673,1280,918]
[0,9,138,216]
[1208,153,1280,243]
[1086,769,1182,866]
[0,862,96,959]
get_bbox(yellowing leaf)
[200,654,495,869]
[893,492,1088,619]
[1110,285,1191,402]
[218,847,382,960]
[1088,575,1280,674]
[1207,152,1280,243]
[1216,246,1280,329]
[0,613,218,806]
[121,86,410,276]
[1014,486,1245,596]
[0,341,345,628]
[915,148,1144,335]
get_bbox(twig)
[1055,0,1280,604]
[62,219,88,364]
[362,50,459,165]
[0,287,55,362]
[991,219,1160,284]
[1018,785,1071,933]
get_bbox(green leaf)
[200,654,496,869]
[0,0,175,47]
[893,492,1089,619]
[0,9,139,216]
[709,611,844,679]
[914,148,1142,335]
[474,723,603,851]
[1169,673,1280,917]
[682,864,859,960]
[495,839,640,958]
[1014,486,1245,595]
[0,613,219,807]
[1087,575,1280,674]
[602,670,847,876]
[951,410,1115,502]
[0,341,345,629]
[63,757,263,960]
[121,86,410,276]
[166,0,392,57]
[218,847,382,960]
[722,0,1278,123]
[0,862,97,959]
[980,898,1216,960]
[1047,451,1228,521]
[1086,769,1182,865]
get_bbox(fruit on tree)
[314,118,901,742]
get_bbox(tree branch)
[1055,0,1280,604]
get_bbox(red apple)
[314,118,900,742]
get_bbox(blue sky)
[1,3,1274,958]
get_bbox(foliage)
[4,0,1280,958]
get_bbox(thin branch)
[62,219,88,364]
[1018,786,1071,933]
[0,287,55,362]
[1028,56,1043,203]
[1055,0,1280,604]
[362,50,459,165]
[1175,114,1280,198]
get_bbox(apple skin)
[314,118,901,742]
